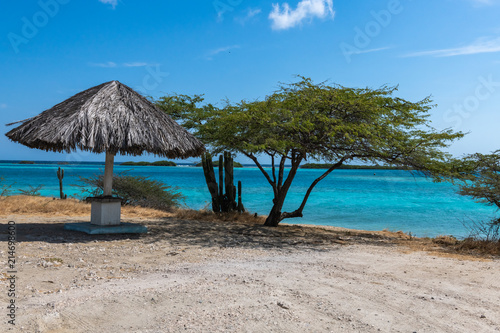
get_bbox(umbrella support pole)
[103,152,115,196]
[88,151,122,226]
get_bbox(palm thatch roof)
[5,81,205,158]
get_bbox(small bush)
[18,185,44,196]
[462,218,500,242]
[120,161,176,166]
[78,172,184,211]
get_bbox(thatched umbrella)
[6,81,204,228]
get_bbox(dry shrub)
[400,234,500,258]
[380,229,412,240]
[0,195,90,216]
[452,238,500,257]
[433,235,459,246]
[0,195,172,218]
[121,205,172,218]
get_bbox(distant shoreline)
[0,160,409,170]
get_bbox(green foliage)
[456,152,500,209]
[121,161,177,166]
[78,172,184,211]
[156,76,464,226]
[155,93,217,130]
[454,152,500,241]
[18,185,44,196]
[301,163,404,170]
[19,160,35,164]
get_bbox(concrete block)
[89,197,122,226]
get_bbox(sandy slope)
[1,216,499,333]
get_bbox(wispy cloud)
[89,62,157,68]
[0,103,7,109]
[353,46,393,55]
[269,0,334,30]
[205,45,240,60]
[404,37,500,57]
[123,62,150,67]
[89,61,118,68]
[235,8,262,25]
[99,0,118,9]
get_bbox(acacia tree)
[457,152,500,214]
[451,152,500,241]
[157,78,464,227]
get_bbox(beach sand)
[1,213,499,333]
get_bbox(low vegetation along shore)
[1,195,499,332]
[1,195,498,257]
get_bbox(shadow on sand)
[0,217,401,252]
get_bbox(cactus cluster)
[201,152,244,213]
[57,167,67,199]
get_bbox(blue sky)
[1,0,499,164]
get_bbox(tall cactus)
[201,153,220,212]
[57,167,67,199]
[237,181,244,213]
[201,151,243,213]
[224,151,237,211]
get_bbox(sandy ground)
[1,215,499,333]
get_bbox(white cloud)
[353,46,393,55]
[404,37,500,57]
[123,62,149,67]
[235,8,262,25]
[99,0,118,9]
[0,103,7,109]
[269,0,334,30]
[89,61,118,68]
[205,45,240,60]
[89,62,158,68]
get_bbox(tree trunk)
[264,182,291,227]
[263,155,302,227]
[264,200,285,227]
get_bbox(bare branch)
[281,156,349,220]
[243,152,278,197]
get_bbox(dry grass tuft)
[451,238,500,257]
[0,195,90,216]
[433,235,459,246]
[0,195,172,218]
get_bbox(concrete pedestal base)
[88,197,122,226]
[64,222,147,234]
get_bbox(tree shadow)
[0,217,401,252]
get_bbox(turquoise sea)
[0,161,497,238]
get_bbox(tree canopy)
[156,77,464,226]
[456,152,500,212]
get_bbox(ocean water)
[0,162,497,238]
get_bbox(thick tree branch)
[277,151,288,191]
[243,152,278,197]
[281,156,350,220]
